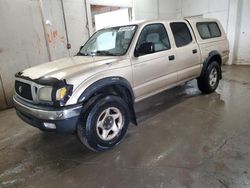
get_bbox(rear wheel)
[197,61,220,94]
[77,95,130,152]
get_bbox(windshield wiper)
[77,50,117,56]
[91,50,116,56]
[76,51,87,56]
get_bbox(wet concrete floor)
[0,65,250,188]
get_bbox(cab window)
[196,22,221,39]
[170,22,193,48]
[136,23,171,54]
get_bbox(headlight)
[37,83,73,106]
[56,87,68,100]
[55,85,73,106]
[38,87,53,101]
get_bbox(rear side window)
[197,22,221,39]
[170,22,192,47]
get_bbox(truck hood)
[19,56,118,80]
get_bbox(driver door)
[132,23,177,101]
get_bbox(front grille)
[15,81,33,100]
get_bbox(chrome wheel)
[209,67,218,87]
[96,107,123,141]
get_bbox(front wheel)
[197,61,220,94]
[77,95,130,152]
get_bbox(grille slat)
[15,81,33,100]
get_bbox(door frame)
[85,0,133,36]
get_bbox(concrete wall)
[134,0,179,20]
[235,0,250,64]
[88,0,133,7]
[40,0,69,60]
[0,0,89,109]
[0,0,49,109]
[178,0,229,30]
[40,0,89,59]
[158,0,180,19]
[63,0,89,56]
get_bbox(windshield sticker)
[118,26,136,32]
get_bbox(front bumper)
[13,96,82,133]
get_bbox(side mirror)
[134,42,155,57]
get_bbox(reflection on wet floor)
[1,65,250,187]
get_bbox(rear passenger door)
[170,22,201,82]
[132,23,177,100]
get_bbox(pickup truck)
[14,17,229,151]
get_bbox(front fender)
[76,77,137,125]
[77,77,134,103]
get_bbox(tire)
[77,95,130,152]
[197,61,220,94]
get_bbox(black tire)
[77,95,130,152]
[197,61,220,94]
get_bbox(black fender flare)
[78,77,137,125]
[200,51,222,79]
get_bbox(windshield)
[79,25,137,56]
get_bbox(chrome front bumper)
[13,96,82,120]
[13,95,82,133]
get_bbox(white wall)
[88,0,133,7]
[134,0,179,20]
[41,0,70,60]
[235,0,250,64]
[63,0,89,55]
[134,0,158,20]
[159,0,180,19]
[180,0,229,30]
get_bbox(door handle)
[192,49,197,54]
[169,55,175,61]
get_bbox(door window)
[136,24,170,53]
[170,22,193,47]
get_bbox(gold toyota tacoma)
[13,18,229,151]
